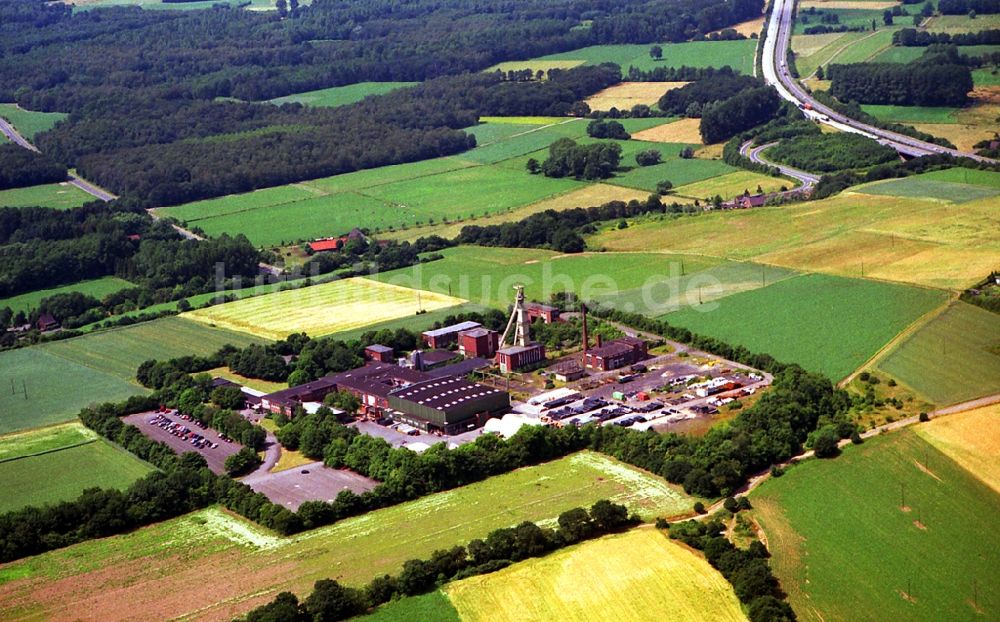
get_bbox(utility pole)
[22,379,27,400]
[901,481,905,507]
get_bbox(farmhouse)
[584,336,648,372]
[307,228,365,253]
[422,321,482,349]
[36,312,59,332]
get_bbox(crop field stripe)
[752,430,1000,621]
[916,403,1000,494]
[445,528,747,622]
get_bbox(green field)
[0,430,154,514]
[608,158,736,192]
[857,176,1000,203]
[268,82,418,107]
[752,430,1000,621]
[860,104,961,124]
[372,246,726,310]
[446,529,746,622]
[973,67,1000,86]
[924,12,1000,34]
[915,167,1000,188]
[533,39,758,74]
[878,302,1000,405]
[0,451,697,621]
[0,422,96,461]
[0,182,91,210]
[0,104,67,140]
[182,277,466,340]
[355,592,461,622]
[0,276,133,316]
[793,8,888,34]
[0,348,146,435]
[872,43,1000,64]
[661,273,948,381]
[792,30,869,78]
[39,316,264,382]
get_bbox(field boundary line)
[801,29,882,80]
[0,438,97,465]
[838,296,956,388]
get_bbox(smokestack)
[596,334,603,348]
[580,303,588,359]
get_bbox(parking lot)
[123,411,243,474]
[242,462,378,510]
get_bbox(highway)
[739,139,821,191]
[762,0,996,163]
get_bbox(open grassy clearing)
[752,430,1000,622]
[859,104,961,124]
[380,183,652,242]
[372,246,724,310]
[793,8,889,34]
[533,39,758,74]
[825,28,898,64]
[923,13,1000,33]
[672,170,790,200]
[0,276,133,316]
[0,422,96,462]
[0,348,146,435]
[183,277,465,340]
[631,117,705,144]
[0,436,154,514]
[0,104,67,140]
[915,167,1000,187]
[917,403,1000,494]
[267,82,418,107]
[354,592,461,622]
[0,182,92,210]
[446,528,746,622]
[877,301,1000,406]
[872,43,1000,64]
[205,367,286,394]
[661,273,947,381]
[590,190,998,289]
[608,157,736,192]
[584,82,684,111]
[0,451,696,621]
[40,316,263,382]
[855,176,1000,202]
[792,30,868,77]
[973,67,1000,86]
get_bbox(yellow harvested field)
[791,32,849,56]
[712,17,765,37]
[487,60,584,73]
[694,143,726,159]
[917,404,1000,494]
[591,192,998,289]
[673,171,789,200]
[631,118,704,144]
[585,82,685,111]
[911,123,997,153]
[445,528,747,622]
[381,184,653,241]
[182,278,465,339]
[802,78,831,91]
[206,367,286,394]
[801,0,898,8]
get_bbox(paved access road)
[739,140,821,191]
[762,0,996,163]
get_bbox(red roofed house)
[308,228,366,253]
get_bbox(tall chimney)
[596,333,603,348]
[580,303,588,360]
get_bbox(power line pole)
[901,481,905,507]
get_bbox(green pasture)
[973,68,1000,86]
[353,592,461,622]
[794,8,889,34]
[0,183,91,210]
[661,273,948,381]
[916,167,1000,188]
[793,31,869,77]
[39,316,264,382]
[268,82,418,108]
[372,246,723,310]
[878,302,1000,406]
[753,430,1000,621]
[860,104,960,124]
[0,277,133,317]
[825,28,896,64]
[924,13,1000,34]
[857,177,1000,203]
[0,348,146,435]
[0,104,67,140]
[0,436,153,514]
[608,158,735,192]
[873,43,1000,64]
[0,451,697,621]
[533,39,758,74]
[0,422,96,462]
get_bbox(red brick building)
[496,343,546,373]
[364,344,395,363]
[583,336,647,372]
[459,328,499,359]
[422,321,482,349]
[526,303,560,324]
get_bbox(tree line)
[0,146,66,190]
[938,0,1000,14]
[240,500,636,622]
[827,55,973,106]
[657,71,759,117]
[893,27,1000,46]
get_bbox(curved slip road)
[739,139,821,191]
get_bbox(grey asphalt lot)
[124,411,243,474]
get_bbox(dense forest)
[828,51,974,106]
[0,0,762,205]
[765,133,899,173]
[657,71,760,116]
[0,146,66,190]
[937,0,1000,14]
[700,86,782,144]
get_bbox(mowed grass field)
[445,529,746,622]
[661,273,947,381]
[0,276,133,316]
[590,189,999,290]
[0,103,67,140]
[752,430,1000,621]
[0,348,146,435]
[268,82,418,107]
[0,182,91,210]
[532,39,758,74]
[372,246,727,310]
[877,302,1000,405]
[856,176,1000,203]
[673,170,790,200]
[183,277,466,340]
[0,451,697,621]
[0,426,153,514]
[39,316,264,382]
[357,592,461,622]
[917,403,1000,494]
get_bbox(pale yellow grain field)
[631,117,705,143]
[445,528,747,622]
[182,277,465,339]
[916,404,1000,494]
[585,82,687,111]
